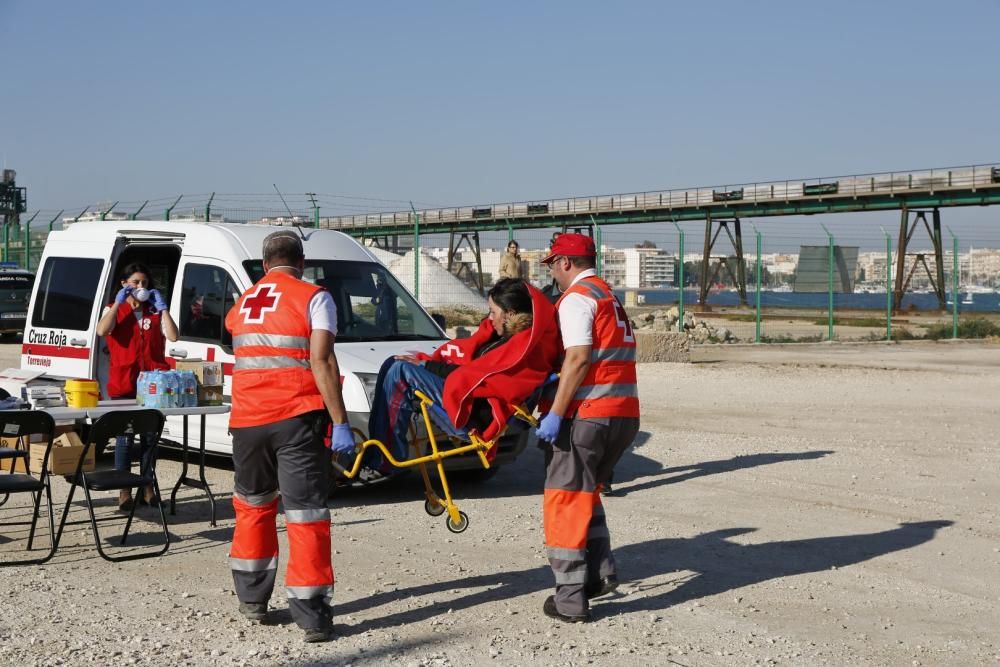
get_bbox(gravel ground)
[1,341,999,666]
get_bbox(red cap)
[541,233,596,264]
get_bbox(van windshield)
[243,260,445,342]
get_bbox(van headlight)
[355,373,379,408]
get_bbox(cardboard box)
[174,360,224,387]
[197,385,224,406]
[1,435,29,473]
[3,427,86,474]
[29,431,95,475]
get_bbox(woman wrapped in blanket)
[362,278,561,479]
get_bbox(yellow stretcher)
[337,389,539,534]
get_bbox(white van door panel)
[161,258,244,452]
[22,242,120,380]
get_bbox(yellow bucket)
[65,378,100,408]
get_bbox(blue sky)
[3,0,999,247]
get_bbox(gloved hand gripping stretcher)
[333,378,553,533]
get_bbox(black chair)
[55,409,169,562]
[0,410,58,566]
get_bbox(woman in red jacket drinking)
[95,262,179,510]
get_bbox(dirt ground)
[1,341,999,666]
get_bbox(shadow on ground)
[333,519,952,632]
[331,431,832,509]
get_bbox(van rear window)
[32,257,104,330]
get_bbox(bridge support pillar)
[697,214,749,307]
[448,230,485,295]
[893,206,946,312]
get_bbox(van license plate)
[1,312,26,319]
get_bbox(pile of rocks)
[634,306,738,344]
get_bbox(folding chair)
[55,409,169,562]
[0,410,59,566]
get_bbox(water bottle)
[163,371,181,408]
[145,371,161,409]
[136,372,147,406]
[181,371,198,408]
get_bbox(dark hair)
[263,231,305,265]
[507,241,519,248]
[487,278,532,315]
[119,262,156,289]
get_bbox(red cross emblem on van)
[240,283,281,324]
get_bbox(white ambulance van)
[21,221,528,474]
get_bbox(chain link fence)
[9,196,1000,344]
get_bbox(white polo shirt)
[308,291,338,335]
[557,269,598,348]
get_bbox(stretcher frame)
[337,389,539,533]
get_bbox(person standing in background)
[498,240,524,280]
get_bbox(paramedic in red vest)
[535,233,640,623]
[96,262,178,511]
[224,231,355,644]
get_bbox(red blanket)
[419,283,562,441]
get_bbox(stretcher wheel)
[424,498,446,517]
[446,511,469,534]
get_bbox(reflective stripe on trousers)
[284,507,333,590]
[287,584,334,607]
[230,495,280,562]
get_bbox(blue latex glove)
[330,422,356,453]
[535,413,563,444]
[114,286,133,304]
[149,288,169,313]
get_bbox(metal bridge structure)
[320,163,1000,311]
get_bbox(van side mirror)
[431,313,447,330]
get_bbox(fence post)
[821,223,834,341]
[672,222,684,333]
[950,230,959,338]
[591,216,602,277]
[164,195,183,221]
[506,219,513,245]
[23,215,32,269]
[130,201,148,221]
[205,192,215,222]
[754,225,762,343]
[410,203,420,300]
[100,201,118,221]
[306,193,319,228]
[881,228,892,341]
[48,209,64,233]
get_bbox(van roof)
[47,221,378,263]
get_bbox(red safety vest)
[556,275,639,419]
[225,270,326,428]
[105,302,169,399]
